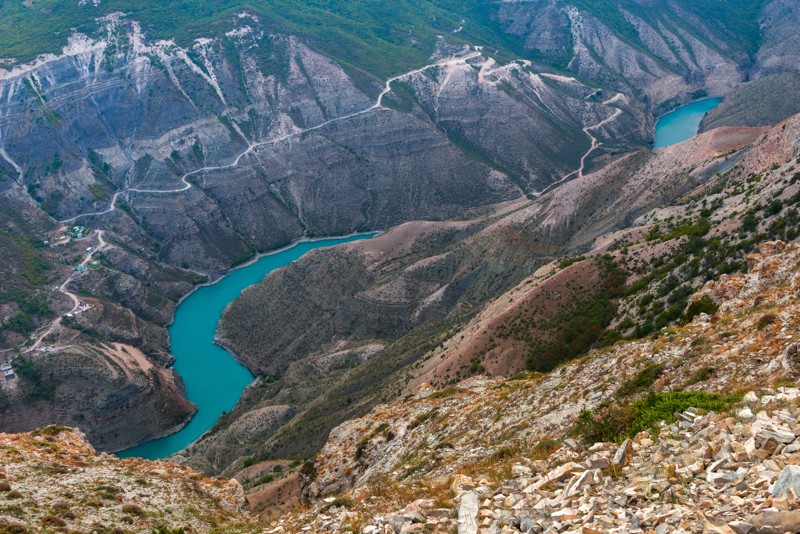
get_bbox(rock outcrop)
[0,426,252,532]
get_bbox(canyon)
[0,3,800,531]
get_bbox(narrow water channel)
[653,97,722,148]
[117,233,377,459]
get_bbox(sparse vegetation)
[756,313,778,330]
[574,391,741,443]
[686,364,715,386]
[122,503,145,516]
[683,296,719,323]
[616,363,664,398]
[519,257,627,372]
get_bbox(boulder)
[770,465,800,497]
[612,439,634,467]
[457,491,479,534]
[747,510,800,534]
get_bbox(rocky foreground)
[0,426,254,533]
[281,390,800,534]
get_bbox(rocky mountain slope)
[7,193,800,531]
[0,425,255,532]
[266,238,800,532]
[0,12,650,447]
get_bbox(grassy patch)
[574,391,741,443]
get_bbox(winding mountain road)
[59,48,621,225]
[539,93,626,195]
[59,50,484,225]
[25,230,108,353]
[23,50,489,353]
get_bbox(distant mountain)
[0,1,768,76]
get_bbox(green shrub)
[687,365,715,386]
[429,387,461,399]
[40,515,66,527]
[13,357,55,401]
[574,391,740,443]
[765,199,783,216]
[32,425,70,437]
[558,256,585,269]
[741,212,758,232]
[683,296,719,323]
[122,503,144,516]
[254,474,274,486]
[409,409,438,430]
[616,364,664,398]
[355,423,390,459]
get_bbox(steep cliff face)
[2,0,794,270]
[0,17,648,272]
[494,0,749,109]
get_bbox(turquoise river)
[653,97,722,149]
[117,234,376,459]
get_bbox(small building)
[1,363,14,382]
[75,265,86,273]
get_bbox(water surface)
[118,234,376,459]
[653,97,722,148]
